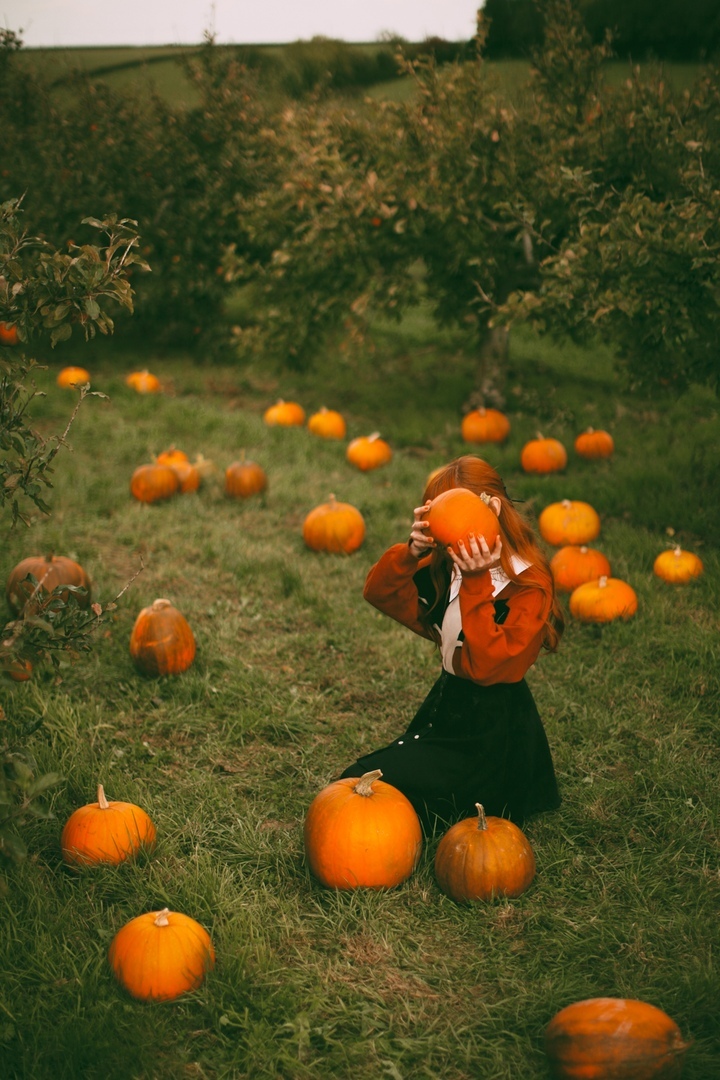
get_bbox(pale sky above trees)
[4,1,483,47]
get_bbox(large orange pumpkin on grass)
[569,576,638,623]
[461,407,511,444]
[126,370,161,393]
[303,494,366,554]
[346,432,392,472]
[435,804,536,902]
[304,769,422,889]
[6,553,91,615]
[57,365,91,389]
[108,908,215,1002]
[130,464,179,504]
[225,454,268,498]
[539,500,601,547]
[521,435,568,474]
[653,547,703,585]
[307,406,347,440]
[263,399,305,426]
[574,427,614,459]
[426,487,500,556]
[550,546,611,593]
[544,997,689,1079]
[61,783,156,867]
[129,598,196,676]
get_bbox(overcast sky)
[4,2,483,48]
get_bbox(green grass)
[1,319,719,1078]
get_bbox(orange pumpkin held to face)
[569,576,638,623]
[346,432,392,472]
[126,370,161,394]
[434,804,536,903]
[574,427,614,459]
[304,769,422,889]
[550,546,611,592]
[108,908,215,1002]
[129,598,196,676]
[61,783,157,867]
[56,365,91,389]
[426,487,500,556]
[538,500,601,547]
[130,464,179,504]
[461,407,511,445]
[225,454,268,498]
[302,494,366,554]
[263,399,305,426]
[544,997,689,1080]
[520,435,568,474]
[6,553,91,615]
[307,406,347,440]
[653,546,703,584]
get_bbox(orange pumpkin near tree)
[0,320,20,346]
[426,487,500,556]
[574,427,614,459]
[6,553,91,615]
[61,783,157,867]
[550,546,611,593]
[346,432,392,472]
[520,434,568,474]
[304,769,422,889]
[56,365,91,389]
[569,576,638,623]
[461,407,511,444]
[108,908,215,1002]
[130,463,179,504]
[125,370,161,394]
[653,546,703,584]
[303,494,366,554]
[538,500,601,547]
[434,804,536,903]
[129,598,196,676]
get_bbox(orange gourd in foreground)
[521,435,568,474]
[574,427,614,459]
[461,407,511,444]
[130,464,179,504]
[304,769,422,889]
[263,399,305,426]
[57,365,91,388]
[434,804,536,903]
[346,432,392,472]
[130,598,196,676]
[545,997,689,1079]
[108,908,215,1002]
[61,783,156,867]
[539,500,601,547]
[303,494,365,554]
[550,546,611,593]
[6,553,91,615]
[653,547,703,585]
[569,576,638,623]
[126,370,161,393]
[307,406,347,439]
[225,454,267,498]
[426,487,500,556]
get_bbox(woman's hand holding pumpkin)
[408,501,435,558]
[448,533,503,575]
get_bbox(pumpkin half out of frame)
[426,487,500,557]
[61,783,156,867]
[6,553,91,615]
[434,804,536,903]
[544,996,689,1080]
[129,598,196,676]
[108,908,215,1002]
[302,494,366,554]
[304,770,422,889]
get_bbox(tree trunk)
[465,324,509,411]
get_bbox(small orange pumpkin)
[539,500,601,547]
[126,370,161,394]
[304,769,422,889]
[108,908,215,1002]
[434,804,536,902]
[61,783,156,867]
[461,407,511,445]
[155,446,189,468]
[302,494,366,554]
[169,460,200,494]
[550,546,611,592]
[307,406,347,440]
[56,365,91,389]
[263,399,305,426]
[0,321,20,346]
[569,576,638,623]
[1,654,32,682]
[574,427,614,459]
[130,463,179,504]
[6,553,91,615]
[545,997,689,1080]
[426,487,500,556]
[653,546,703,584]
[346,432,392,472]
[520,434,568,474]
[129,598,196,676]
[225,454,268,498]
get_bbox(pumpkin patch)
[129,598,196,676]
[434,804,536,902]
[263,399,306,426]
[61,784,156,867]
[550,545,612,592]
[653,546,703,584]
[520,434,568,474]
[569,575,638,622]
[108,908,215,1002]
[302,494,365,554]
[346,432,392,471]
[461,407,511,444]
[539,499,601,547]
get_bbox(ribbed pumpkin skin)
[304,771,422,889]
[539,500,601,546]
[434,806,536,902]
[61,786,156,867]
[653,548,703,584]
[130,599,196,676]
[302,497,366,554]
[550,546,612,593]
[307,407,347,439]
[426,487,500,555]
[169,460,201,493]
[461,407,511,444]
[225,460,268,498]
[6,554,91,615]
[545,997,688,1080]
[346,433,392,472]
[569,577,638,623]
[126,370,161,393]
[56,365,91,388]
[574,427,614,459]
[130,464,179,504]
[108,909,215,1002]
[263,399,305,426]
[521,437,568,474]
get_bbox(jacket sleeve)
[363,543,435,641]
[453,566,552,684]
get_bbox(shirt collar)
[449,554,531,601]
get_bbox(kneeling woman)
[340,455,564,831]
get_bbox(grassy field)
[1,311,718,1078]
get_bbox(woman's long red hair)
[422,455,564,651]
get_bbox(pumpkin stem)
[673,546,682,556]
[154,908,171,927]
[561,499,571,508]
[475,803,488,831]
[151,598,173,611]
[327,493,337,506]
[354,770,383,797]
[598,576,608,588]
[580,546,588,554]
[368,432,380,441]
[97,784,110,810]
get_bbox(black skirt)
[340,670,561,832]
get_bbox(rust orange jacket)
[363,542,553,686]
